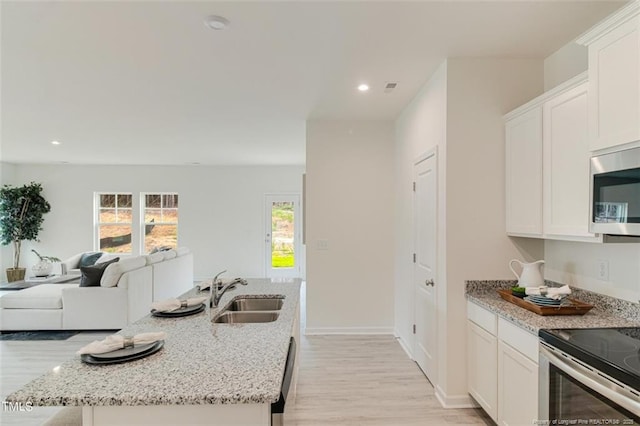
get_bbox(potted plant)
[0,182,52,282]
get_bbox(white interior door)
[265,194,301,279]
[413,151,438,383]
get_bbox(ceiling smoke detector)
[204,15,230,30]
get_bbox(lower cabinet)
[467,301,539,425]
[468,321,498,420]
[498,341,538,425]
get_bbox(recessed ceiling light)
[51,140,61,145]
[357,84,370,92]
[204,15,230,30]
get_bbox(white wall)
[0,162,18,273]
[543,42,588,91]
[306,120,395,333]
[394,61,448,352]
[0,164,305,281]
[395,58,544,407]
[545,240,640,302]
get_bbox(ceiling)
[0,1,624,166]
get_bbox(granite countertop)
[466,280,640,335]
[7,278,301,407]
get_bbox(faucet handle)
[213,269,227,284]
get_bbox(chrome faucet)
[209,269,227,307]
[212,278,247,307]
[209,271,248,308]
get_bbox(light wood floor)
[285,335,492,425]
[1,333,493,425]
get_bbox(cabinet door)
[543,83,600,242]
[587,16,640,151]
[467,321,498,421]
[498,341,538,426]
[505,108,543,237]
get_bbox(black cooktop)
[539,327,640,391]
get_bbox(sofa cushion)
[100,256,147,288]
[0,284,79,309]
[79,252,103,268]
[80,257,119,287]
[145,252,164,265]
[162,249,177,260]
[176,247,190,256]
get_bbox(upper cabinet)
[577,2,640,152]
[505,106,543,237]
[505,73,601,242]
[543,82,598,241]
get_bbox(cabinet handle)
[425,279,435,287]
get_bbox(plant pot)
[6,268,26,282]
[32,259,53,277]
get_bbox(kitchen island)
[6,278,301,425]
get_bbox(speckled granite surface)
[7,278,301,406]
[466,280,640,335]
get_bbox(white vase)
[32,259,53,277]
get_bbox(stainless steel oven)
[590,146,640,236]
[539,328,640,424]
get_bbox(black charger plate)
[81,340,164,365]
[151,303,205,318]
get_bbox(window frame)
[94,192,134,254]
[140,192,179,254]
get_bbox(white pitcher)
[509,259,544,287]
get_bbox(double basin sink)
[213,297,284,324]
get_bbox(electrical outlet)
[597,260,609,281]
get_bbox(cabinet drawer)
[467,301,497,335]
[498,318,538,363]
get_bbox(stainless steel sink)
[213,311,279,324]
[227,298,284,311]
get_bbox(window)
[96,193,133,253]
[143,193,179,253]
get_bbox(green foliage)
[0,182,51,268]
[272,253,295,268]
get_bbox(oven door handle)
[540,345,640,417]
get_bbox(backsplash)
[466,280,640,324]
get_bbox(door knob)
[425,279,435,287]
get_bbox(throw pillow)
[79,252,103,268]
[100,256,146,288]
[79,257,119,287]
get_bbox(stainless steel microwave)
[590,146,640,236]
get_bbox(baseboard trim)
[435,385,477,409]
[304,326,394,335]
[394,333,413,360]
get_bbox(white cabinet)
[497,318,539,426]
[467,303,498,420]
[577,2,640,152]
[505,107,543,237]
[542,82,600,242]
[497,341,538,426]
[506,73,599,241]
[467,301,539,425]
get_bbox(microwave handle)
[540,345,640,416]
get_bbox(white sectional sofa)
[0,248,194,331]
